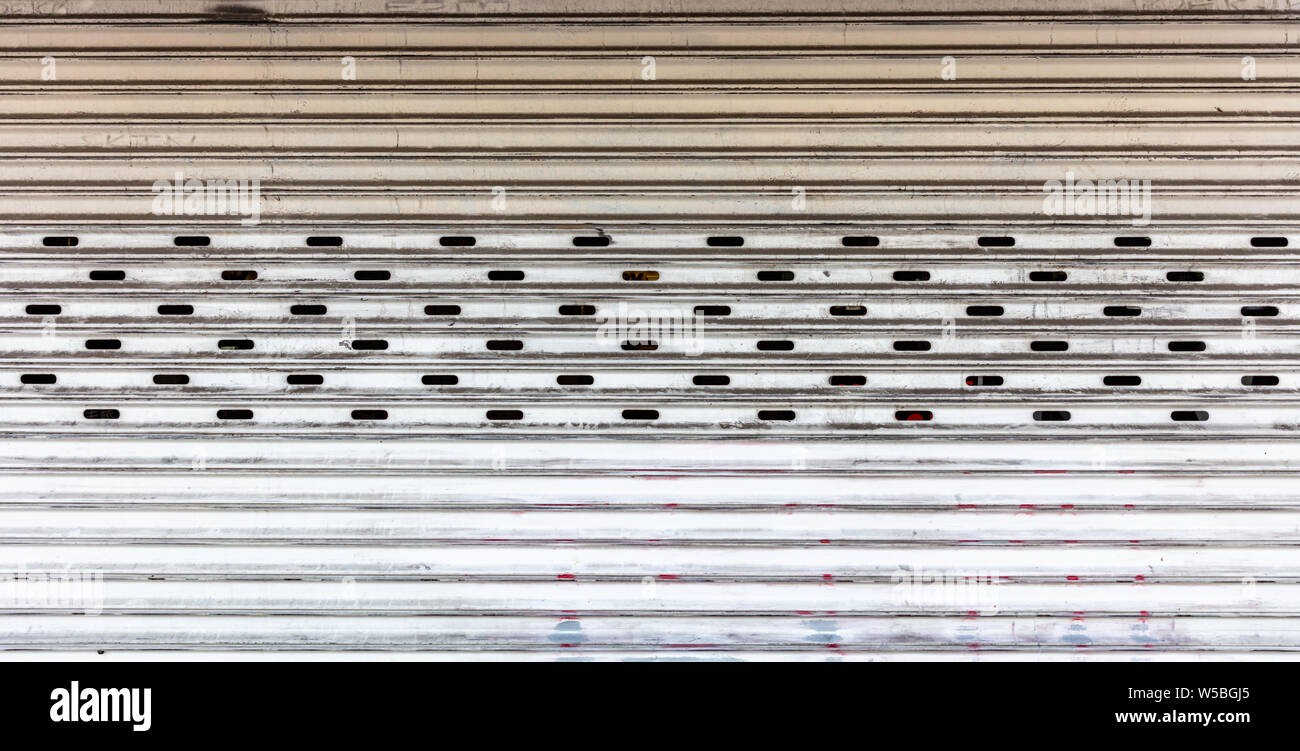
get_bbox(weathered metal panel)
[1,0,1298,659]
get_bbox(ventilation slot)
[439,236,476,247]
[830,375,866,386]
[421,375,458,385]
[1033,411,1071,422]
[893,340,931,351]
[218,339,254,350]
[693,375,731,386]
[892,270,930,282]
[288,374,324,385]
[895,410,933,421]
[174,236,210,247]
[221,270,258,281]
[1168,341,1206,352]
[351,409,388,420]
[354,270,391,281]
[1114,236,1151,247]
[965,375,1003,386]
[486,410,523,421]
[350,339,389,351]
[158,304,194,316]
[487,340,523,351]
[965,305,1003,317]
[1171,410,1210,422]
[622,409,659,420]
[1104,375,1142,386]
[306,236,342,247]
[1031,341,1068,352]
[694,305,730,316]
[1029,271,1067,282]
[20,374,56,384]
[557,375,594,386]
[88,270,125,281]
[1242,375,1279,386]
[558,305,595,316]
[290,304,327,316]
[707,236,744,247]
[1242,306,1278,317]
[217,409,254,420]
[829,305,866,316]
[43,236,78,246]
[152,374,189,385]
[977,236,1014,247]
[842,236,879,247]
[573,236,610,247]
[622,270,659,282]
[1104,306,1141,317]
[758,410,795,421]
[425,305,462,316]
[1252,236,1288,247]
[757,270,794,282]
[83,409,119,420]
[85,339,121,350]
[757,340,794,351]
[26,304,61,315]
[1166,271,1204,282]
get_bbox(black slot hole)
[893,340,931,351]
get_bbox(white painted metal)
[1,0,1299,659]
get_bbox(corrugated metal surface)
[2,0,1299,659]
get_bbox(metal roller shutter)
[1,0,1299,660]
